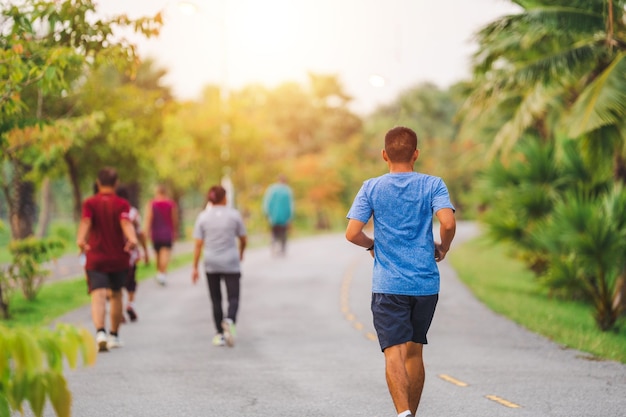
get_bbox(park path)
[18,222,626,416]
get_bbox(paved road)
[20,223,626,416]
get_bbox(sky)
[96,0,520,115]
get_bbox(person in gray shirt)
[192,185,247,347]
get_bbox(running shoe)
[126,306,138,322]
[107,334,124,349]
[221,318,236,347]
[212,334,225,347]
[156,273,166,286]
[96,330,108,352]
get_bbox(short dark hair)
[207,185,226,204]
[384,126,418,163]
[97,167,118,187]
[116,185,130,201]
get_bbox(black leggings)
[206,272,241,334]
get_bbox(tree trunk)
[8,160,36,239]
[613,151,626,184]
[613,270,626,316]
[35,177,52,238]
[64,153,83,222]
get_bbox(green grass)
[449,236,626,364]
[3,253,193,328]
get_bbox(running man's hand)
[124,240,138,253]
[192,267,199,284]
[434,242,449,262]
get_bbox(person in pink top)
[144,184,178,285]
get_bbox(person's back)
[150,199,176,243]
[146,185,178,285]
[195,205,246,273]
[263,182,293,226]
[83,192,130,272]
[345,126,455,417]
[263,176,294,256]
[355,172,451,296]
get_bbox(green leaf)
[46,372,72,417]
[0,393,10,417]
[26,372,46,417]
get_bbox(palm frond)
[567,52,626,136]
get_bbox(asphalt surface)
[17,222,626,416]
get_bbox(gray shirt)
[192,205,247,273]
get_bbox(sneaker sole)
[98,340,109,352]
[127,310,137,322]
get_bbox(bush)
[8,237,65,301]
[0,323,96,417]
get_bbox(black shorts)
[153,241,172,252]
[371,293,438,352]
[86,269,128,293]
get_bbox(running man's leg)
[109,289,123,333]
[406,342,425,415]
[90,288,107,329]
[224,273,241,322]
[125,264,138,321]
[383,343,412,414]
[108,270,127,334]
[276,225,287,254]
[206,273,224,334]
[157,247,171,274]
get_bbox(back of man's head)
[384,126,418,163]
[97,167,118,187]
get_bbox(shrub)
[0,323,96,417]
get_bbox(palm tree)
[465,0,626,180]
[464,0,626,328]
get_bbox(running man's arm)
[120,219,138,252]
[434,208,456,262]
[76,217,92,253]
[238,235,247,261]
[172,202,179,241]
[143,203,153,241]
[192,239,203,284]
[346,219,375,257]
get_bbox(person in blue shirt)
[346,126,456,417]
[262,174,294,256]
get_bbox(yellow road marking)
[438,374,469,387]
[486,395,521,408]
[365,332,377,341]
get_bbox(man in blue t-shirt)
[346,126,456,417]
[262,174,294,256]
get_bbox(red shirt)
[82,192,131,272]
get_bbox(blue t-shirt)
[346,172,455,296]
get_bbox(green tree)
[466,0,626,177]
[0,0,161,239]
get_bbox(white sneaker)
[107,334,124,349]
[96,331,108,352]
[221,318,236,347]
[212,334,225,347]
[156,273,166,286]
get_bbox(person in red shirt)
[76,167,138,352]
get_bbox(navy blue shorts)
[371,293,438,352]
